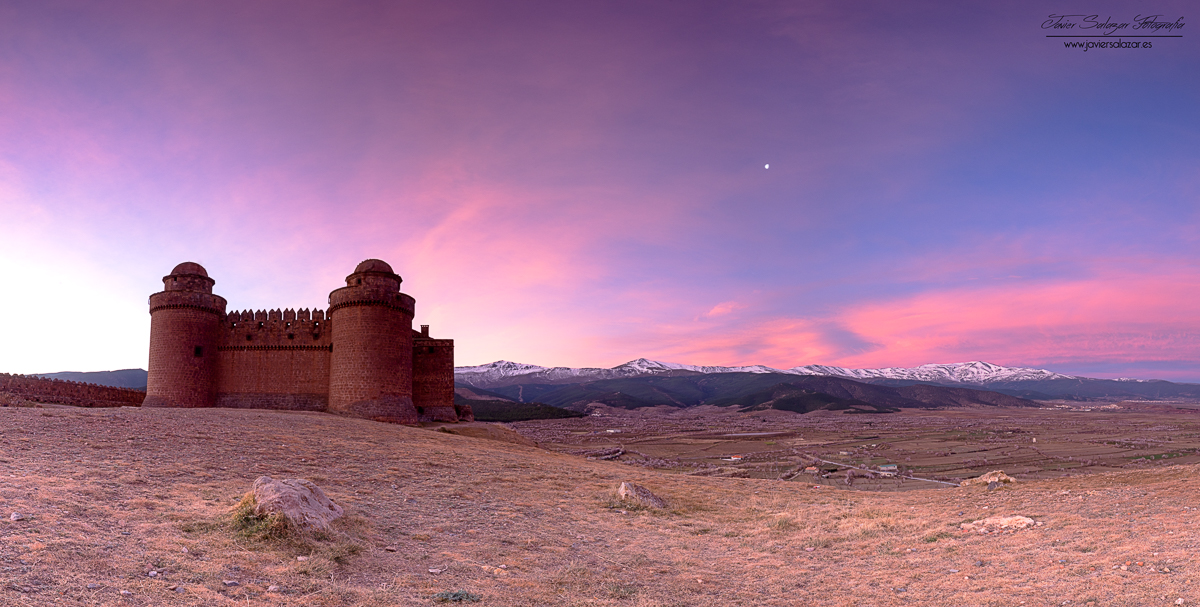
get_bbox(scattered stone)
[384,546,398,552]
[86,584,100,590]
[616,482,667,509]
[429,568,446,574]
[120,589,132,596]
[268,585,280,592]
[805,547,815,552]
[959,470,1017,487]
[252,476,344,531]
[223,580,239,587]
[147,570,158,577]
[297,556,309,561]
[181,547,188,553]
[960,515,1035,534]
[9,512,25,521]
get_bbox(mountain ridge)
[456,358,1080,387]
[456,359,1200,401]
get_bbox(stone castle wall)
[146,260,457,424]
[216,308,333,410]
[412,337,457,421]
[0,373,146,408]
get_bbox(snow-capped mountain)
[454,358,1075,388]
[786,361,1074,384]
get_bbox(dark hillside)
[512,373,1039,412]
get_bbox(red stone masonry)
[143,260,456,424]
[0,374,145,408]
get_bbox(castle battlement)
[144,260,469,424]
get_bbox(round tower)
[144,262,227,408]
[327,259,418,424]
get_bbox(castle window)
[427,346,435,354]
[258,322,264,328]
[287,333,295,340]
[356,278,362,285]
[246,335,253,342]
[286,322,291,328]
[194,346,203,357]
[232,322,237,328]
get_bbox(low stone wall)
[0,373,146,408]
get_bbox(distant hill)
[457,359,1200,402]
[483,372,1039,413]
[454,385,584,422]
[35,369,148,390]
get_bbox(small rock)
[267,585,280,592]
[805,547,815,552]
[86,584,100,590]
[147,570,158,577]
[1176,600,1184,606]
[9,512,25,521]
[616,482,667,509]
[222,580,239,587]
[120,589,132,596]
[428,568,445,574]
[960,515,1035,534]
[384,546,397,552]
[948,569,960,573]
[960,470,1017,487]
[167,585,177,591]
[296,556,309,561]
[181,547,188,553]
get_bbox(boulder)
[251,476,344,531]
[959,470,1017,487]
[617,482,667,509]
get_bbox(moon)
[765,164,769,169]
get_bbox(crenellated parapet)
[145,259,456,424]
[221,308,333,350]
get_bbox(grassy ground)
[2,405,1199,605]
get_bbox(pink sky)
[0,1,1197,380]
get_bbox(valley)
[513,403,1200,491]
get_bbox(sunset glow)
[0,1,1196,380]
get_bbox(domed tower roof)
[354,259,394,274]
[170,262,209,277]
[162,262,215,293]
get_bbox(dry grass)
[1,405,1199,605]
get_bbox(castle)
[144,260,469,424]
